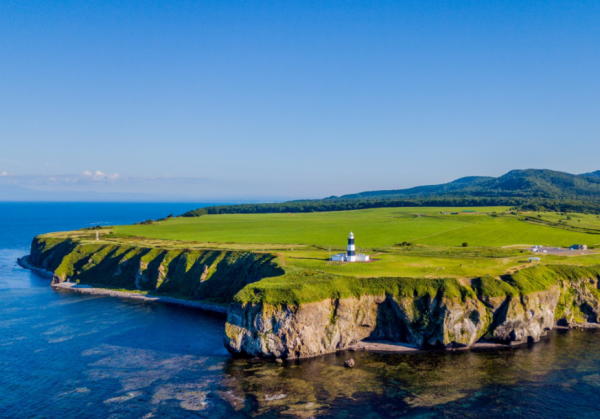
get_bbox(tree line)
[181,197,600,217]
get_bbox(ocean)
[1,202,599,418]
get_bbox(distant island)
[19,168,600,360]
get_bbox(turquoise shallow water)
[1,203,600,418]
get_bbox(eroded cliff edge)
[28,234,284,305]
[27,234,600,360]
[225,266,600,359]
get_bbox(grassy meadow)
[102,207,600,280]
[533,212,600,230]
[113,207,600,248]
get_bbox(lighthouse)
[331,232,370,262]
[347,232,356,262]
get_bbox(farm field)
[113,207,600,248]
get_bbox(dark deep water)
[1,203,600,418]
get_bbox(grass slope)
[234,264,600,306]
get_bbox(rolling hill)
[582,170,600,179]
[182,169,600,216]
[337,169,600,200]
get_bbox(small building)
[331,232,370,262]
[529,257,541,263]
[570,244,588,250]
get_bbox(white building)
[331,232,370,262]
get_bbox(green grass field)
[113,207,600,248]
[535,212,600,230]
[102,207,600,279]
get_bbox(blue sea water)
[1,203,600,418]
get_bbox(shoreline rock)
[225,277,600,359]
[17,256,54,279]
[18,255,228,315]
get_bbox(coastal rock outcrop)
[489,289,560,343]
[28,235,284,304]
[556,277,600,326]
[225,268,600,359]
[225,293,491,359]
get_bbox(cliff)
[28,235,284,304]
[26,234,600,360]
[225,266,600,359]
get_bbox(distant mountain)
[336,169,600,200]
[337,176,493,200]
[582,170,600,179]
[182,169,600,216]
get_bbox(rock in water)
[344,358,355,368]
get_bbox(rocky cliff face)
[556,277,600,326]
[225,278,600,359]
[28,236,284,304]
[486,289,560,343]
[225,292,492,359]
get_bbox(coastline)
[18,255,228,315]
[348,339,529,354]
[17,256,54,279]
[18,254,600,357]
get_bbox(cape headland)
[21,204,600,359]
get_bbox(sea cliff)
[224,265,600,358]
[27,234,600,359]
[28,235,284,305]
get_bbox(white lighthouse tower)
[347,232,356,262]
[331,232,369,262]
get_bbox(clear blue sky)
[1,0,599,201]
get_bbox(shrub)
[396,242,413,247]
[134,220,155,225]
